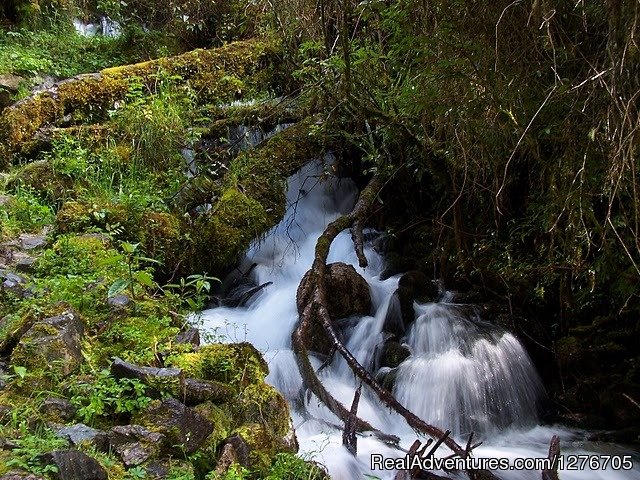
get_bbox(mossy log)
[0,39,280,167]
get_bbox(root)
[292,175,501,480]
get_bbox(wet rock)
[383,271,438,336]
[298,262,371,319]
[175,327,200,347]
[110,357,182,395]
[215,434,250,474]
[106,294,130,308]
[297,262,371,354]
[134,397,213,454]
[380,341,411,368]
[181,377,233,406]
[376,367,398,392]
[39,450,107,480]
[42,397,77,422]
[398,271,438,302]
[11,310,84,376]
[55,424,108,450]
[19,234,48,251]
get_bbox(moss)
[167,343,268,390]
[141,211,184,272]
[55,200,93,233]
[8,159,76,201]
[232,423,282,473]
[234,383,290,438]
[191,401,234,473]
[193,188,270,273]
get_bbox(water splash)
[200,159,640,479]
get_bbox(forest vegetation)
[0,0,638,478]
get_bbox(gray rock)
[0,195,13,207]
[55,424,108,450]
[181,378,233,406]
[0,74,24,109]
[19,234,48,251]
[174,327,200,347]
[134,397,213,454]
[0,74,24,91]
[107,425,165,466]
[11,311,84,376]
[110,358,181,396]
[118,442,153,467]
[106,294,130,307]
[15,255,36,273]
[215,434,250,475]
[42,397,77,422]
[0,471,45,480]
[108,424,166,447]
[1,270,27,291]
[39,450,107,480]
[144,461,170,479]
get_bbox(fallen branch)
[343,384,362,455]
[541,435,561,480]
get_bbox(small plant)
[107,241,159,300]
[3,425,67,475]
[163,273,219,310]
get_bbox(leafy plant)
[163,273,219,310]
[69,368,152,424]
[107,241,159,300]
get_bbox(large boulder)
[11,310,84,376]
[297,262,371,354]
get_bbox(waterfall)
[199,159,640,480]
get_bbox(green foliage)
[2,426,67,475]
[0,26,163,82]
[106,240,160,300]
[68,368,152,424]
[264,453,327,480]
[0,187,54,237]
[163,273,219,310]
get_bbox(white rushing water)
[200,159,640,479]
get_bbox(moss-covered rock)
[232,422,296,473]
[167,343,268,390]
[7,160,76,202]
[234,382,290,438]
[11,310,84,377]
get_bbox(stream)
[198,159,640,479]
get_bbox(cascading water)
[199,160,639,479]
